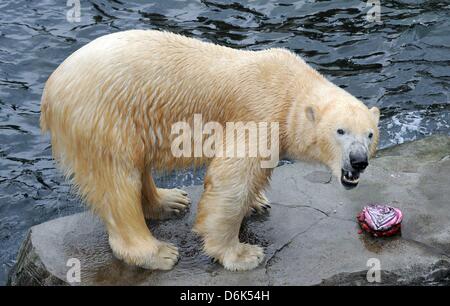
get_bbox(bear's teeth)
[344,175,359,183]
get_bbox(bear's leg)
[97,166,179,270]
[194,158,271,271]
[141,170,191,220]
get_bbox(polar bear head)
[292,84,380,189]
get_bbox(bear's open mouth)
[341,169,360,189]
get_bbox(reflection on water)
[1,0,449,284]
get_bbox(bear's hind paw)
[248,193,271,216]
[158,188,191,217]
[221,243,265,271]
[144,241,180,270]
[145,188,191,220]
[111,239,180,270]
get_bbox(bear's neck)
[281,63,333,163]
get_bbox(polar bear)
[40,30,379,271]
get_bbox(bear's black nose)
[350,152,368,171]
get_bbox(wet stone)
[7,135,450,286]
[304,171,332,184]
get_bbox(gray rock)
[7,135,450,286]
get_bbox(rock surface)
[7,135,450,286]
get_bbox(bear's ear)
[370,107,380,125]
[305,106,318,123]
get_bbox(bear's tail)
[39,85,51,134]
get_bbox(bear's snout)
[341,148,370,189]
[349,151,368,171]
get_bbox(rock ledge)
[8,135,450,286]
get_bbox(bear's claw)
[248,192,271,216]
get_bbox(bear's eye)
[337,129,345,135]
[368,132,373,139]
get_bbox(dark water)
[1,0,450,284]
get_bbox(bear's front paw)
[221,243,265,271]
